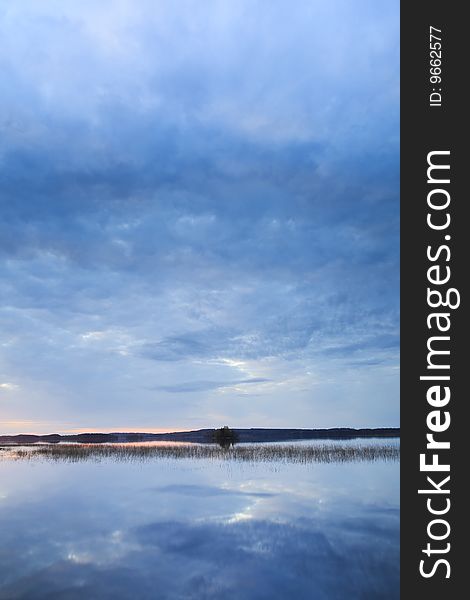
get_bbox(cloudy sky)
[0,0,399,434]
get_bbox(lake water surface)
[0,441,399,599]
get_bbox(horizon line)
[1,425,401,437]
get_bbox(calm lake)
[0,440,399,599]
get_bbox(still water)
[0,441,399,599]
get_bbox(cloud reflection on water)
[0,454,399,599]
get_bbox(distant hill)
[0,427,399,445]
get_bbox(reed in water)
[5,442,399,464]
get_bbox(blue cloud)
[0,0,399,432]
[151,378,270,393]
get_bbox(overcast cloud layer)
[0,0,399,434]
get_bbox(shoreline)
[0,427,400,445]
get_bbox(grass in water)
[4,442,399,464]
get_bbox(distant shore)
[0,427,399,445]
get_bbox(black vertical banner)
[401,1,465,597]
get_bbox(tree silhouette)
[212,426,238,448]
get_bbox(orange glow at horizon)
[62,427,186,434]
[0,421,190,436]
